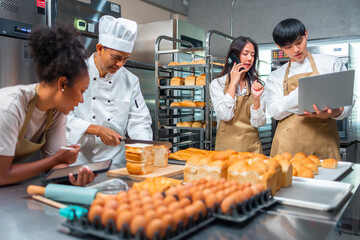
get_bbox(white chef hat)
[98,15,138,53]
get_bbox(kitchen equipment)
[27,184,101,205]
[106,164,184,180]
[121,138,172,149]
[274,178,353,211]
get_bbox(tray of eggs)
[163,177,276,223]
[62,188,215,240]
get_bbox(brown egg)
[205,193,219,209]
[103,196,116,205]
[156,205,168,217]
[221,195,236,214]
[204,182,213,189]
[144,210,157,225]
[242,187,254,200]
[183,182,193,189]
[116,210,132,231]
[146,218,164,239]
[189,187,199,195]
[191,179,200,186]
[178,189,191,199]
[215,190,226,201]
[116,191,127,200]
[153,199,165,208]
[217,184,225,190]
[192,200,206,218]
[91,198,105,207]
[232,191,245,203]
[199,178,207,185]
[142,203,155,212]
[223,181,232,188]
[139,190,150,198]
[131,207,144,216]
[165,187,178,196]
[104,199,118,210]
[250,185,262,196]
[130,215,146,236]
[127,189,139,196]
[152,192,164,200]
[167,201,181,213]
[161,213,176,231]
[219,178,226,184]
[204,175,214,182]
[179,197,191,208]
[209,186,218,193]
[223,188,233,197]
[128,194,140,203]
[117,203,131,212]
[163,195,177,206]
[130,200,142,209]
[141,196,153,205]
[172,208,187,226]
[243,182,251,188]
[88,205,103,222]
[197,185,205,191]
[202,189,212,197]
[192,191,205,202]
[101,208,116,226]
[184,204,198,221]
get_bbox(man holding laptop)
[266,18,353,161]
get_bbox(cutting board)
[106,164,184,181]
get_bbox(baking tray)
[160,106,204,110]
[161,125,205,131]
[274,178,353,211]
[314,161,353,181]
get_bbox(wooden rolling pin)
[27,184,102,205]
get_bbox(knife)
[120,138,172,149]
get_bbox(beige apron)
[270,52,341,160]
[215,76,263,153]
[13,84,53,163]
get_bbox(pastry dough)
[170,77,185,86]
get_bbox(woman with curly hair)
[0,24,95,186]
[210,36,266,153]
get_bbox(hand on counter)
[299,104,344,119]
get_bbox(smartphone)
[228,52,245,71]
[42,159,112,184]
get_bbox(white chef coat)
[210,74,266,128]
[66,53,153,167]
[0,84,66,158]
[266,53,352,120]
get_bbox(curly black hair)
[28,24,89,87]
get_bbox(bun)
[179,100,197,107]
[170,77,184,86]
[170,102,181,107]
[185,75,196,85]
[182,122,192,127]
[298,166,314,178]
[176,122,183,127]
[195,101,205,107]
[196,74,206,86]
[321,159,338,169]
[192,121,203,128]
[168,62,178,66]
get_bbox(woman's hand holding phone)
[230,63,246,86]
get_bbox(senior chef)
[66,16,152,167]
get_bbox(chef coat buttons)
[93,97,96,100]
[93,116,95,119]
[108,118,110,121]
[93,77,96,81]
[108,100,110,103]
[109,81,112,84]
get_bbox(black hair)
[218,36,260,92]
[273,18,306,47]
[28,24,89,87]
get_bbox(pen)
[135,100,139,108]
[61,146,76,150]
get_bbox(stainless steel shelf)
[158,47,206,55]
[162,63,223,69]
[172,140,200,148]
[160,106,204,110]
[159,132,199,140]
[158,114,194,119]
[159,85,205,90]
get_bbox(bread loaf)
[168,62,178,66]
[153,145,168,168]
[182,121,192,127]
[170,77,185,86]
[126,162,153,175]
[185,75,196,85]
[170,102,181,107]
[179,100,197,107]
[176,122,183,127]
[125,143,155,175]
[196,74,206,86]
[195,101,205,107]
[192,121,203,128]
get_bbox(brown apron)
[270,52,341,160]
[13,84,53,163]
[215,76,263,153]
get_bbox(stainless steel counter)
[1,165,360,240]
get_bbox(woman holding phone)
[0,25,95,186]
[210,36,266,153]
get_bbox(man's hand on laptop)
[299,104,343,119]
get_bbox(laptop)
[298,70,354,114]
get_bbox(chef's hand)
[300,104,344,119]
[69,167,96,186]
[229,63,246,86]
[96,126,122,146]
[55,145,81,165]
[251,80,264,101]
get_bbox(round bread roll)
[307,155,321,166]
[294,152,307,159]
[180,100,197,107]
[192,121,203,128]
[195,101,205,107]
[182,121,193,127]
[322,159,338,169]
[298,166,314,178]
[176,122,183,127]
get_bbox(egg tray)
[211,189,276,223]
[62,208,215,240]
